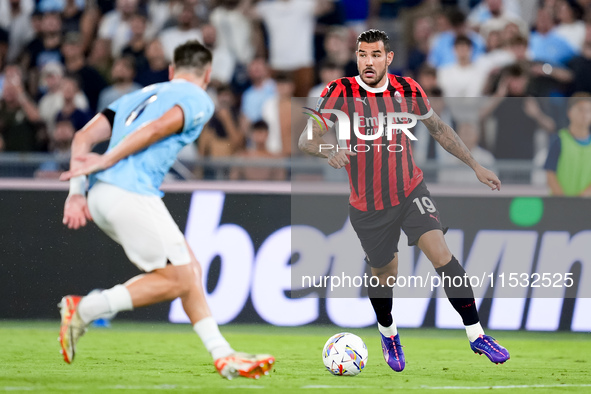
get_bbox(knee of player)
[376,270,397,286]
[174,268,197,296]
[430,252,453,269]
[423,244,453,268]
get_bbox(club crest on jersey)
[394,91,403,104]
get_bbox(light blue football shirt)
[90,79,214,196]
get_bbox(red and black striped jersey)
[317,74,433,211]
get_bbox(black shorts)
[349,181,445,268]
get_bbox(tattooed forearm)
[298,121,333,158]
[421,112,478,169]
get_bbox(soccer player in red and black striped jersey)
[299,30,509,371]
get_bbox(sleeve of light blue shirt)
[176,92,214,135]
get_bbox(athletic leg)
[417,229,510,364]
[369,255,405,372]
[417,230,481,331]
[369,256,397,333]
[349,204,406,372]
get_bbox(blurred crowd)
[0,0,590,189]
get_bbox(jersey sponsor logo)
[125,94,158,126]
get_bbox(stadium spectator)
[0,28,8,92]
[480,65,555,162]
[87,38,113,82]
[530,8,576,67]
[38,62,89,134]
[321,27,357,77]
[498,17,529,45]
[261,73,294,156]
[0,65,46,151]
[475,22,521,77]
[98,0,140,58]
[24,12,64,71]
[0,0,35,63]
[251,0,331,97]
[198,85,244,179]
[62,32,107,112]
[339,0,381,33]
[415,64,439,95]
[308,59,344,98]
[438,35,489,97]
[438,122,496,185]
[545,93,591,196]
[56,0,86,34]
[22,12,64,97]
[554,0,586,52]
[240,57,276,129]
[135,39,169,87]
[481,35,530,95]
[35,118,76,178]
[209,0,255,75]
[97,56,141,112]
[122,11,149,73]
[159,2,203,63]
[406,15,434,76]
[230,120,285,181]
[50,118,75,155]
[55,75,91,132]
[201,23,234,85]
[468,0,522,28]
[568,27,591,93]
[428,8,486,68]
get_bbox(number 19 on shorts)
[413,197,436,215]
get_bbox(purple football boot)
[470,335,510,364]
[380,333,405,372]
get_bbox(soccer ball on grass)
[322,332,368,376]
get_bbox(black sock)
[368,285,393,327]
[435,256,480,326]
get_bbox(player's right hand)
[328,149,356,169]
[63,194,93,230]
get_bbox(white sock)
[378,321,398,337]
[193,316,234,360]
[78,285,133,324]
[465,322,485,342]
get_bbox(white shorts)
[87,181,191,272]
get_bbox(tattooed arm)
[422,112,501,191]
[298,120,356,168]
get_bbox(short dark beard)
[360,67,387,88]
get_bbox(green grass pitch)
[1,321,590,393]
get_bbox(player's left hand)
[474,165,501,191]
[63,194,93,230]
[59,153,110,181]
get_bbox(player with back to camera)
[58,40,274,380]
[299,30,510,372]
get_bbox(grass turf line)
[0,321,589,393]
